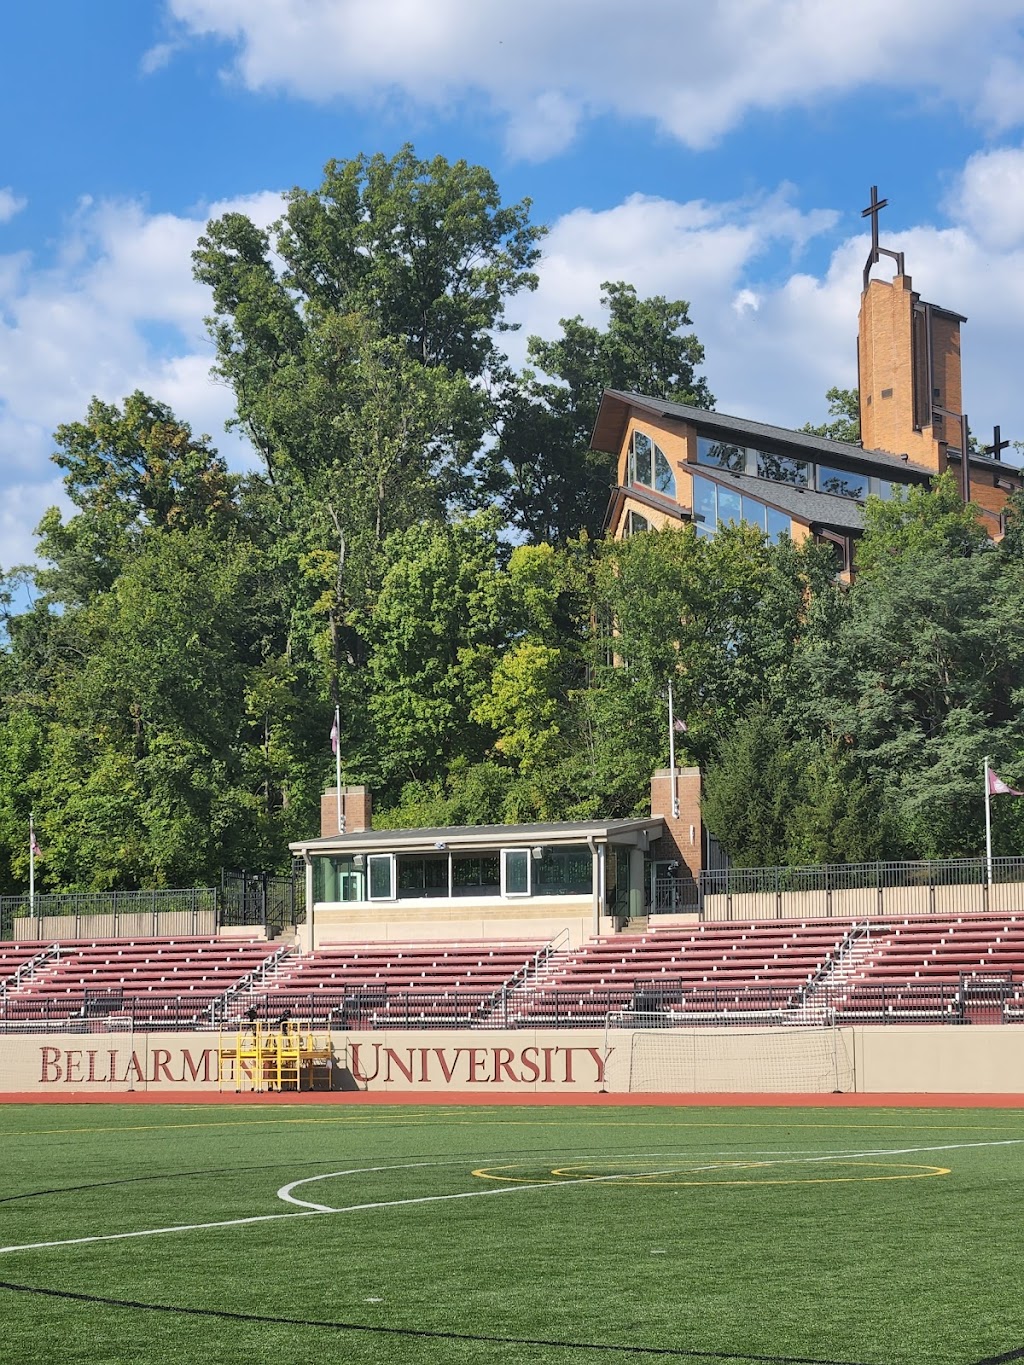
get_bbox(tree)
[359,513,510,799]
[795,477,1024,859]
[484,282,714,543]
[801,387,860,444]
[193,146,544,488]
[34,392,236,607]
[702,709,889,867]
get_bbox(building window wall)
[628,430,676,497]
[624,509,652,537]
[692,474,792,544]
[314,844,595,903]
[697,434,909,502]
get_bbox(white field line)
[1,1137,1022,1257]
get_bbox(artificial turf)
[0,1102,1022,1365]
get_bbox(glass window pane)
[766,507,791,543]
[533,847,593,896]
[368,854,394,900]
[314,856,366,902]
[626,510,651,537]
[741,496,767,532]
[718,486,742,526]
[504,849,530,896]
[631,431,653,486]
[697,436,746,472]
[756,450,809,485]
[817,465,867,499]
[653,445,676,496]
[396,854,448,898]
[693,475,717,531]
[453,855,500,896]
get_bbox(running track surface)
[2,1091,1024,1106]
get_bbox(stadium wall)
[3,1025,1024,1096]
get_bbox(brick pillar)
[320,785,372,836]
[650,766,703,881]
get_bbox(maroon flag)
[329,717,339,756]
[987,768,1023,797]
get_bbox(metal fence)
[649,856,1024,921]
[2,976,1022,1032]
[1,869,305,942]
[219,867,306,933]
[0,887,218,942]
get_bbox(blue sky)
[4,0,1024,571]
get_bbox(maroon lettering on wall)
[384,1048,415,1084]
[349,1042,381,1083]
[181,1049,215,1083]
[493,1047,516,1083]
[433,1048,460,1084]
[28,1038,614,1090]
[40,1047,62,1083]
[151,1049,173,1082]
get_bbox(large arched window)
[628,430,676,497]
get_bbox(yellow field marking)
[471,1158,951,1187]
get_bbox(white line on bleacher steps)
[1,1138,1022,1257]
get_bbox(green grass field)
[0,1102,1022,1365]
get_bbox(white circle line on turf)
[0,1136,1021,1258]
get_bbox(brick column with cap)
[650,766,703,881]
[320,786,372,837]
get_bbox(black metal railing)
[219,867,306,933]
[2,977,1023,1032]
[0,887,218,942]
[685,855,1024,921]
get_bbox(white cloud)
[952,144,1024,251]
[505,179,1024,453]
[0,188,27,224]
[140,40,181,75]
[0,189,285,569]
[164,0,1024,154]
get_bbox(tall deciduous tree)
[193,146,544,488]
[485,282,714,543]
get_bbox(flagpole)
[667,682,680,819]
[29,811,36,920]
[334,704,344,834]
[984,756,993,886]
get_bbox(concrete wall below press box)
[14,910,219,942]
[703,880,1024,922]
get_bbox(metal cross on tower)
[862,185,906,289]
[984,425,1009,463]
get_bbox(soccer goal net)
[606,1015,854,1095]
[0,1014,137,1092]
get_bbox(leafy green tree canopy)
[801,386,860,444]
[486,282,714,543]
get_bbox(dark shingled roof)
[593,390,935,482]
[292,816,662,854]
[693,466,866,534]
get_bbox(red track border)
[2,1090,1024,1106]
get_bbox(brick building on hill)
[597,201,1022,567]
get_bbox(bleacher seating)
[832,913,1024,1022]
[251,939,547,1025]
[1,936,279,1025]
[0,942,48,985]
[511,920,854,1025]
[2,911,1024,1029]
